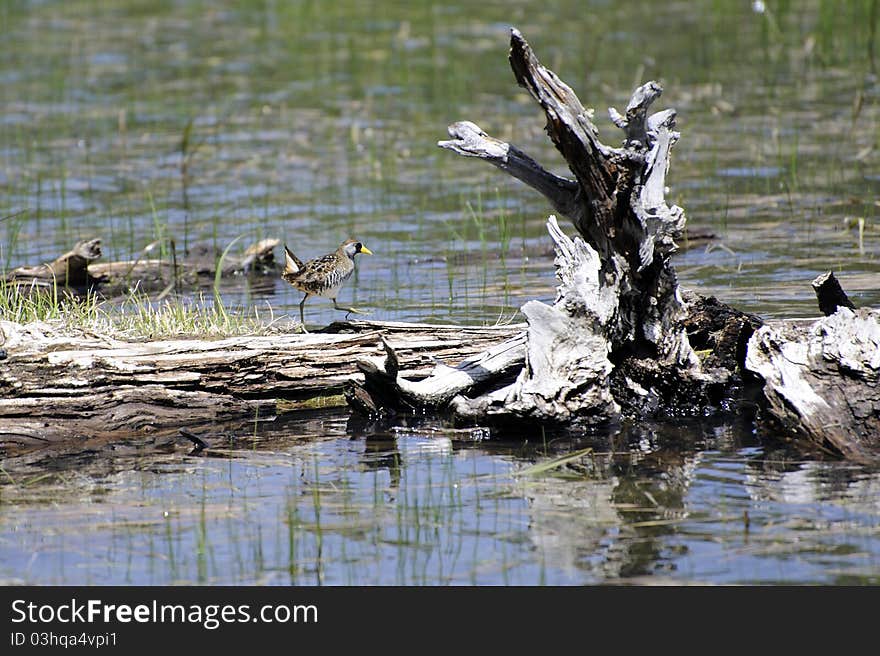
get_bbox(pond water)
[1,0,879,585]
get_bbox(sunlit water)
[3,412,879,585]
[1,0,879,585]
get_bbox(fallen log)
[4,237,280,296]
[5,238,104,288]
[0,318,520,455]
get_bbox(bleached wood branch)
[438,121,582,220]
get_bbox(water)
[2,413,878,585]
[1,0,879,585]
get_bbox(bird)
[282,238,373,331]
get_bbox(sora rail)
[282,239,372,330]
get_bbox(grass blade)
[516,447,594,477]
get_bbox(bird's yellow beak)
[359,245,373,255]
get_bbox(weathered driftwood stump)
[352,29,755,429]
[349,29,878,464]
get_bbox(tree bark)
[0,319,520,454]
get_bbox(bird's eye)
[355,242,362,251]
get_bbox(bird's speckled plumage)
[282,239,372,329]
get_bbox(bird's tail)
[283,244,305,274]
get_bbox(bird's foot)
[342,306,370,320]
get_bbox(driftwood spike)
[437,121,582,220]
[608,80,663,147]
[811,271,856,316]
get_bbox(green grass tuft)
[0,280,281,340]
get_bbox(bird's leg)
[299,294,310,333]
[333,298,369,319]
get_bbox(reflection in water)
[521,474,623,581]
[1,410,878,585]
[745,455,880,507]
[361,434,402,490]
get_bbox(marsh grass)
[0,210,29,273]
[100,292,280,339]
[0,279,280,339]
[434,185,541,321]
[0,279,101,326]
